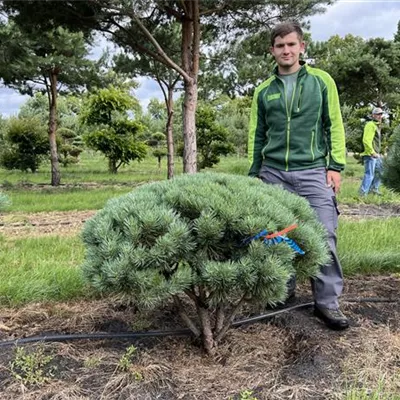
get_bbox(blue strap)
[244,229,305,255]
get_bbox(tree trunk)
[181,0,200,174]
[182,78,198,173]
[166,88,175,179]
[197,305,215,355]
[108,159,118,174]
[48,71,61,186]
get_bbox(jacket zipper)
[311,130,315,161]
[297,84,303,112]
[283,81,297,171]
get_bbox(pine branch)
[173,296,200,337]
[214,305,225,335]
[215,293,247,343]
[129,12,191,82]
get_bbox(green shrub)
[0,192,11,211]
[81,86,147,174]
[0,117,49,173]
[81,173,329,354]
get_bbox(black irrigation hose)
[343,297,398,303]
[231,302,314,327]
[0,329,192,348]
[0,298,396,348]
[0,302,313,348]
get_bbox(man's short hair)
[271,21,303,46]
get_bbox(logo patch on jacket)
[267,93,281,101]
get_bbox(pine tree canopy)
[82,173,329,310]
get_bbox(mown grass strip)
[0,153,176,186]
[0,217,399,306]
[5,187,134,213]
[338,218,400,275]
[0,235,90,306]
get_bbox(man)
[248,21,348,330]
[359,107,384,196]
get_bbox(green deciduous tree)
[340,104,370,155]
[0,117,49,173]
[81,173,329,354]
[196,105,234,170]
[81,86,147,173]
[214,95,252,156]
[113,22,182,179]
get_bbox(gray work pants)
[259,165,344,309]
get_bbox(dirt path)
[1,203,399,238]
[0,210,97,238]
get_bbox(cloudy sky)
[1,0,399,117]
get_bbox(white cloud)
[0,88,29,117]
[308,0,400,41]
[135,77,164,111]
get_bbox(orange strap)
[264,224,298,239]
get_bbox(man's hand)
[327,170,341,194]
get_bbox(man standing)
[248,21,348,330]
[359,108,384,196]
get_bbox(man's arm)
[248,88,268,177]
[362,122,377,156]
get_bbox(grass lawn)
[338,218,400,274]
[5,186,134,213]
[2,154,400,214]
[0,216,398,306]
[0,153,399,400]
[0,153,399,306]
[0,235,89,306]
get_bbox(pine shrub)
[382,125,400,192]
[0,192,11,211]
[81,173,330,353]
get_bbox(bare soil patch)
[340,203,400,219]
[1,203,399,239]
[0,210,96,238]
[0,275,399,399]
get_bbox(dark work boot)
[314,306,349,330]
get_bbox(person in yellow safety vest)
[359,107,383,196]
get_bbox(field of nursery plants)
[0,154,399,400]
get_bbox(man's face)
[270,32,305,72]
[373,113,383,122]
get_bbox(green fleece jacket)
[360,120,381,156]
[248,63,346,176]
